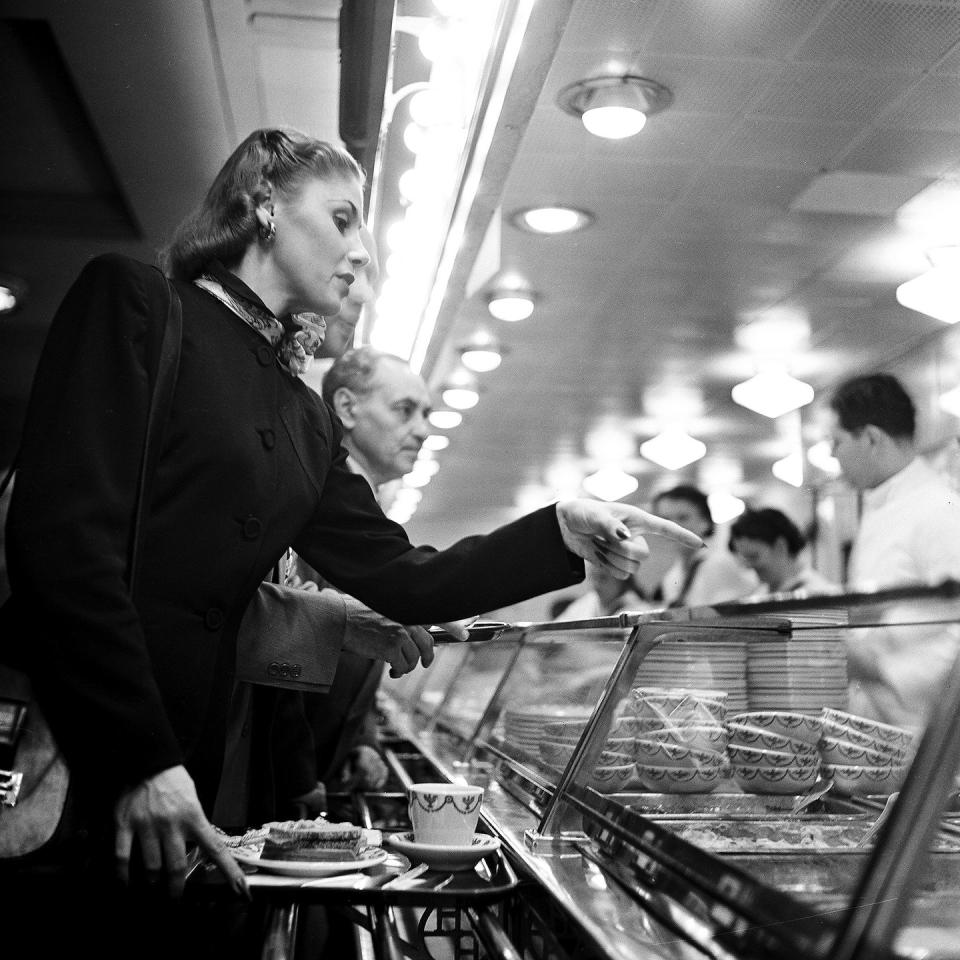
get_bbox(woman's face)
[271,174,369,316]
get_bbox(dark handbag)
[0,272,183,860]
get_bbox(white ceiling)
[404,0,960,549]
[5,0,960,568]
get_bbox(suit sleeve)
[293,441,585,626]
[5,255,183,791]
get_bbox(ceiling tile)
[794,0,960,71]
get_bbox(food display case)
[378,582,960,960]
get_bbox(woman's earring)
[259,219,277,244]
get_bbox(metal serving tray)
[618,792,864,818]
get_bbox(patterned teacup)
[408,782,484,845]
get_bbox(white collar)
[862,457,928,512]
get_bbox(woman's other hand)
[337,745,389,791]
[341,597,435,677]
[556,499,704,579]
[113,765,249,900]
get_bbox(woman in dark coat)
[4,129,698,904]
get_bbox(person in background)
[652,484,758,608]
[557,561,653,619]
[306,346,434,793]
[730,507,838,598]
[829,372,960,727]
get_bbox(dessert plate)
[385,832,501,871]
[232,844,388,877]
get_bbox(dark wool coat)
[5,254,582,809]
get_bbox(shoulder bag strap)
[127,274,183,597]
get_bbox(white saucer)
[231,844,388,877]
[385,832,501,871]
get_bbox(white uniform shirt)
[849,456,960,590]
[845,456,960,729]
[660,540,758,609]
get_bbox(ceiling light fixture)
[581,467,639,502]
[557,74,672,140]
[731,368,814,419]
[441,369,480,410]
[428,410,463,429]
[707,492,746,525]
[0,275,26,315]
[510,205,594,235]
[640,427,706,471]
[487,289,536,322]
[895,247,960,325]
[939,384,960,418]
[807,440,840,474]
[422,434,450,452]
[459,329,503,372]
[772,452,804,488]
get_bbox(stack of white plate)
[501,704,593,756]
[747,614,848,714]
[634,636,748,714]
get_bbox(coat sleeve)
[292,440,585,626]
[5,254,183,791]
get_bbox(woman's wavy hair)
[160,128,364,280]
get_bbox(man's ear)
[862,423,889,450]
[332,386,359,428]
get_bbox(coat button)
[204,607,225,631]
[256,344,275,367]
[242,516,263,540]
[258,428,275,450]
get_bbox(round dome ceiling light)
[0,274,26,315]
[510,205,594,235]
[487,290,536,322]
[557,75,672,140]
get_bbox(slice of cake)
[260,820,366,862]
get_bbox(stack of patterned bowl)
[502,704,593,757]
[819,708,915,796]
[629,687,730,793]
[536,711,640,794]
[727,710,822,794]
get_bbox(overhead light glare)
[422,434,450,452]
[461,348,502,372]
[772,452,804,488]
[557,75,672,140]
[487,292,535,322]
[581,467,638,502]
[640,428,706,471]
[428,410,463,429]
[707,492,746,525]
[0,276,25,315]
[731,370,814,418]
[939,384,960,418]
[807,440,840,474]
[512,205,593,234]
[442,386,479,410]
[896,250,960,324]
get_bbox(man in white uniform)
[829,372,960,727]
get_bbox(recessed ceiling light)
[557,75,672,140]
[731,369,814,419]
[487,290,536,322]
[581,467,638,502]
[429,410,463,429]
[0,275,26,315]
[640,428,706,471]
[422,434,450,451]
[510,205,594,235]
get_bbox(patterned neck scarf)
[194,275,326,377]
